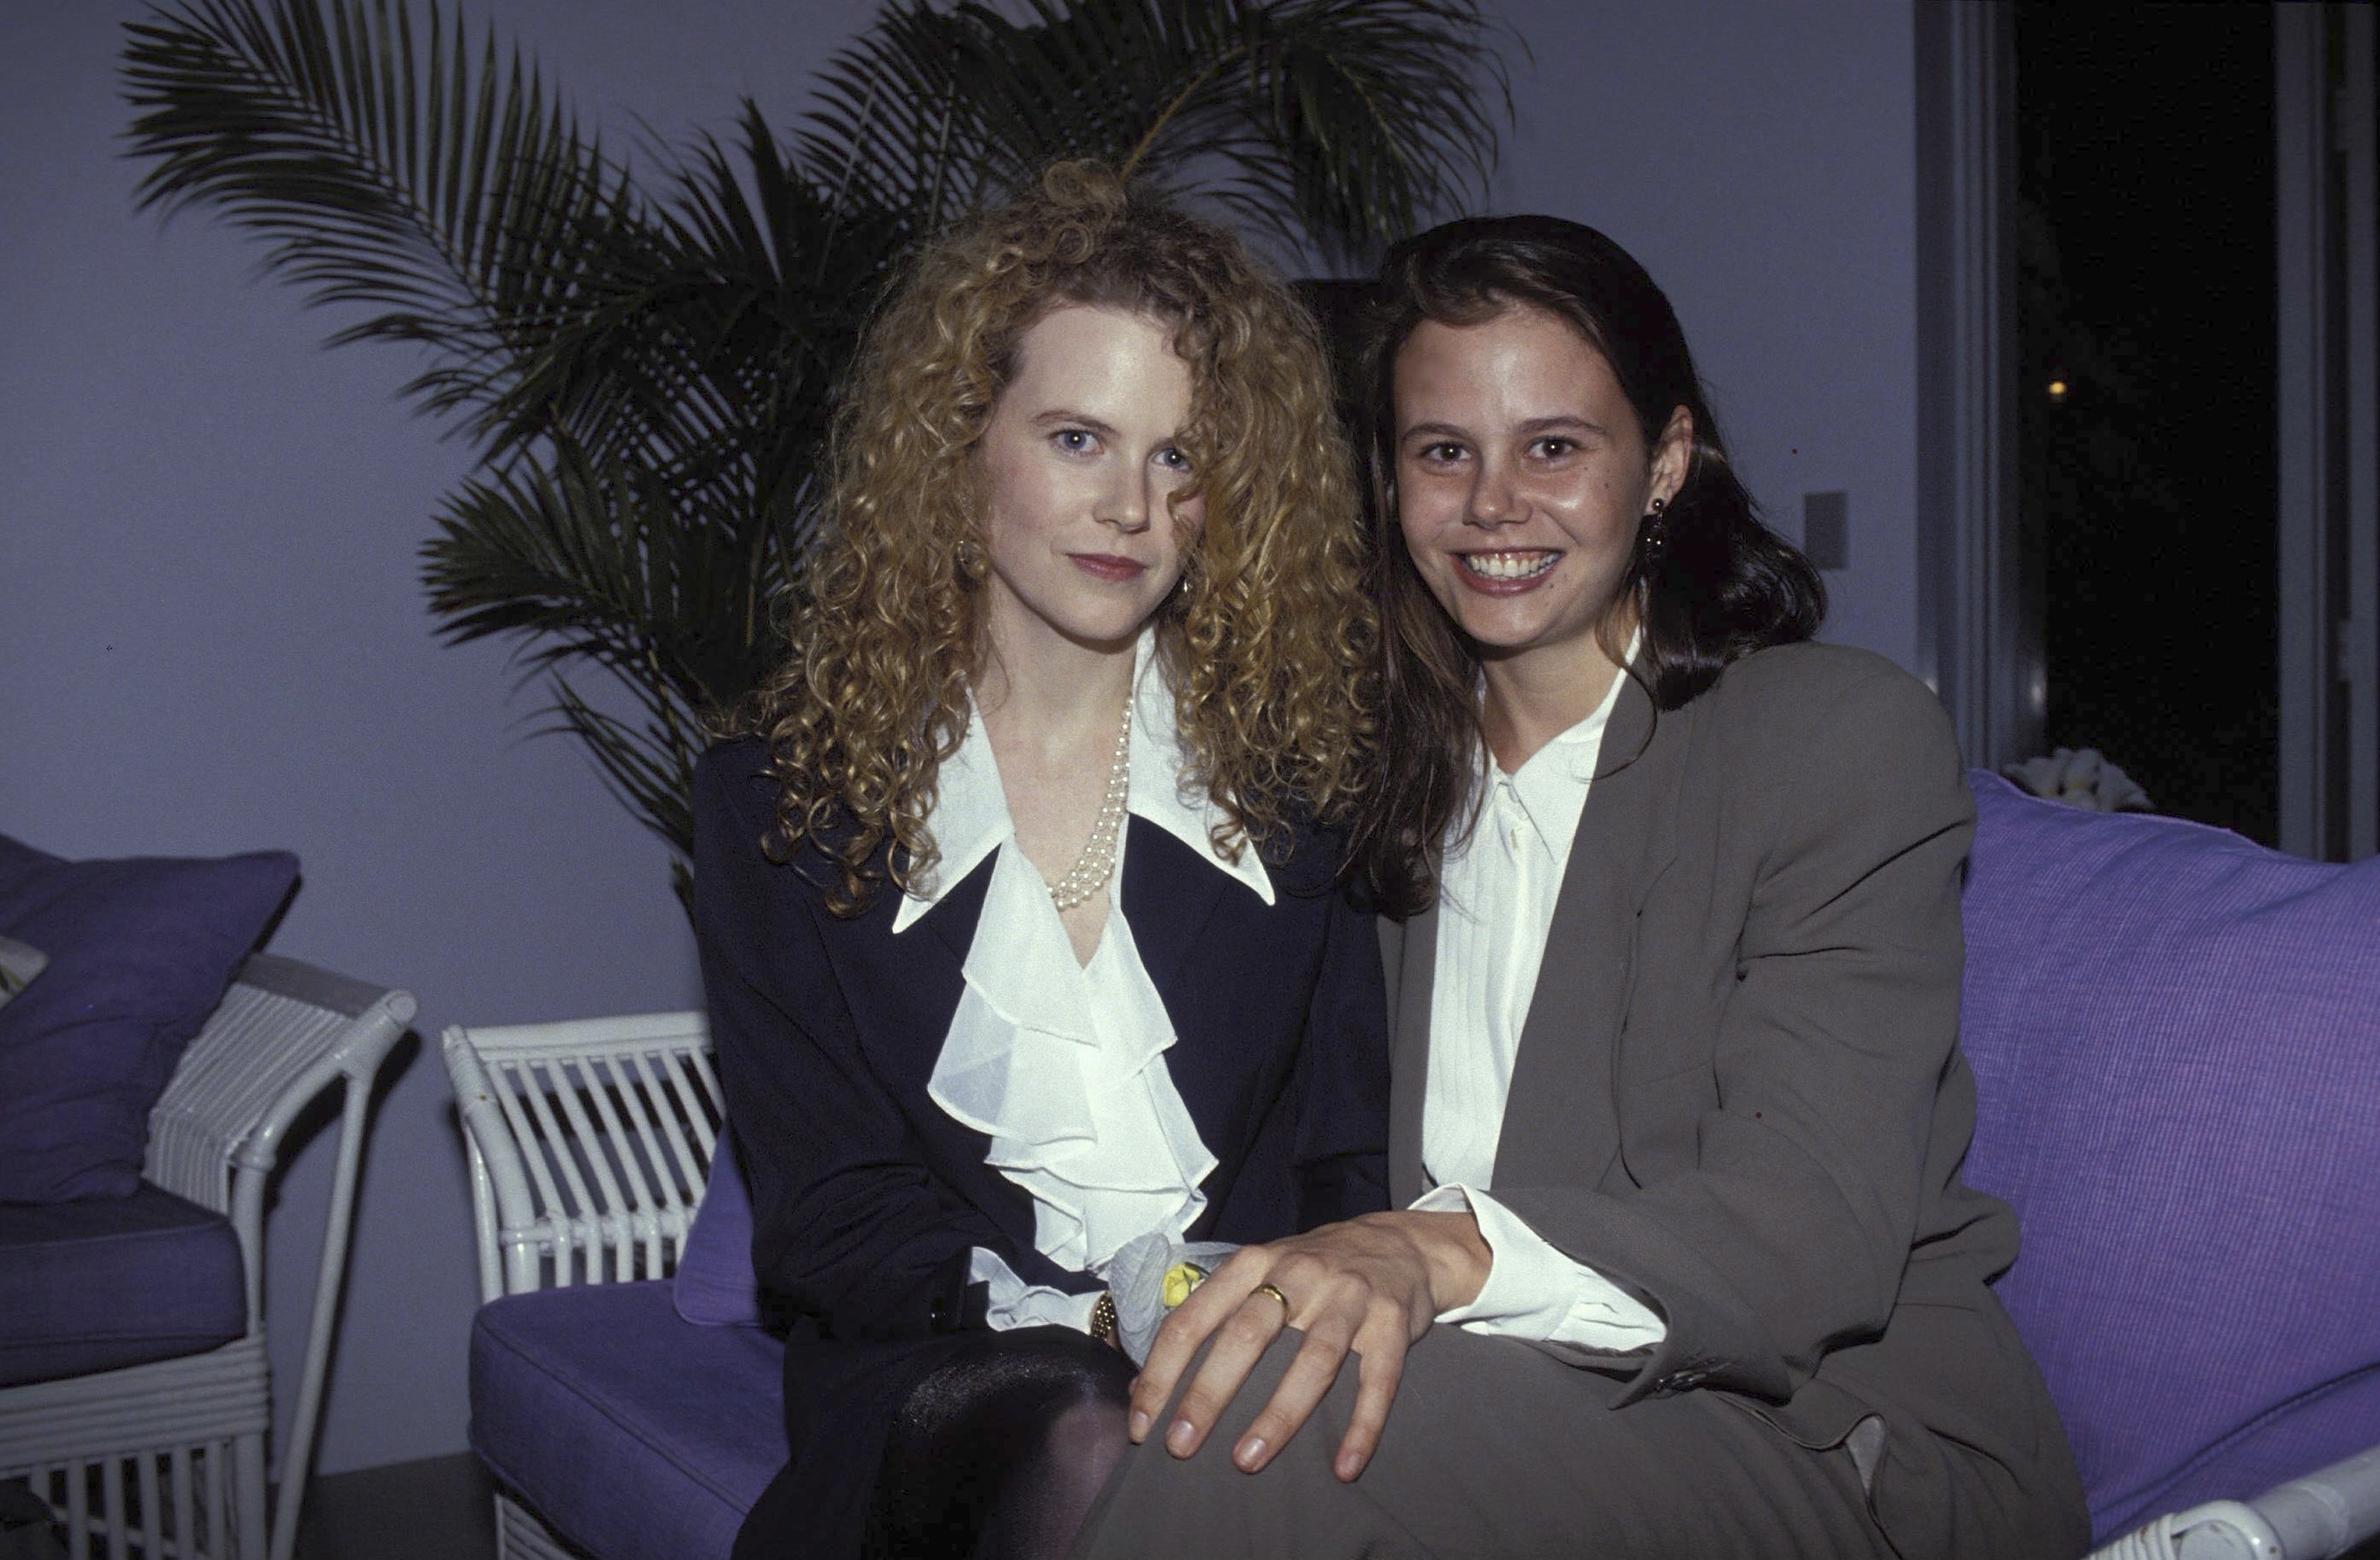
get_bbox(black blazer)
[692,736,1389,1344]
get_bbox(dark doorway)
[2016,2,2278,844]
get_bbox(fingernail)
[1129,1409,1150,1441]
[1235,1437,1267,1471]
[1337,1449,1365,1482]
[1166,1419,1195,1456]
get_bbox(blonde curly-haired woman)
[692,165,1388,1560]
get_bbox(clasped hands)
[1124,1210,1491,1482]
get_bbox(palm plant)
[120,0,1513,900]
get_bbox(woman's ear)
[1650,405,1695,507]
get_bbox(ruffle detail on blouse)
[925,838,1216,1274]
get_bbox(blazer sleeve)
[692,748,1072,1342]
[1288,875,1392,1228]
[1493,667,1975,1405]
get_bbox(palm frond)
[1186,0,1514,259]
[795,0,1510,260]
[122,0,637,439]
[425,433,769,885]
[544,671,704,901]
[421,434,778,713]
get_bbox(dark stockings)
[861,1328,1136,1560]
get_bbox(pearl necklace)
[1048,693,1133,911]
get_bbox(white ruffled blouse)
[892,637,1272,1332]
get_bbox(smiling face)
[1392,305,1690,680]
[972,303,1204,667]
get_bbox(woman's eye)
[1418,441,1466,465]
[1157,446,1192,472]
[1054,428,1096,454]
[1532,437,1576,459]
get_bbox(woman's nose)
[1467,460,1520,527]
[1099,467,1153,533]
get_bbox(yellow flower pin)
[1161,1261,1208,1309]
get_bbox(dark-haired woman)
[1072,216,2089,1559]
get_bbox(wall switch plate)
[1802,490,1849,571]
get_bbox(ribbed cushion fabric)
[1959,772,2380,1542]
[0,1181,244,1387]
[470,1281,786,1560]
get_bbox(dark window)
[2017,1,2278,843]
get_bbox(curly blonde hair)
[734,163,1377,913]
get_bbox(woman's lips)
[1068,553,1148,583]
[1455,549,1559,594]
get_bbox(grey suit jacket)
[1381,641,2083,1556]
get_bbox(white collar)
[892,631,1273,934]
[1493,664,1625,867]
[1466,626,1641,867]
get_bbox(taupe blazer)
[1381,641,2079,1556]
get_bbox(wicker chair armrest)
[440,1012,718,1300]
[443,1027,539,1302]
[146,953,414,1213]
[128,951,413,1560]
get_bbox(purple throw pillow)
[673,1129,762,1326]
[1958,773,2380,1539]
[0,833,299,1203]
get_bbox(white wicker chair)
[0,953,413,1560]
[441,1010,719,1560]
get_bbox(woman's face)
[1392,305,1688,671]
[973,304,1204,661]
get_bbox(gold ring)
[1254,1282,1291,1316]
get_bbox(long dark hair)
[1353,215,1824,916]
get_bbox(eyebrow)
[1030,408,1122,439]
[1517,414,1604,438]
[1400,414,1606,441]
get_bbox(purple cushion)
[470,1281,786,1560]
[1958,773,2380,1541]
[0,1180,245,1386]
[674,1132,762,1327]
[0,834,298,1203]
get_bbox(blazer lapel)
[1490,673,1679,1190]
[1387,902,1438,1208]
[860,855,993,1095]
[1120,817,1229,999]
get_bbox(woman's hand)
[1126,1210,1490,1481]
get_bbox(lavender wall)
[0,0,1921,1475]
[1483,0,1923,664]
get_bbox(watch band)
[1088,1288,1120,1346]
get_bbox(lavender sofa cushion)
[0,1181,244,1386]
[0,834,298,1203]
[470,1281,786,1560]
[1958,773,2380,1541]
[674,1131,762,1327]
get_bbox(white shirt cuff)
[1412,1184,1665,1351]
[968,1246,1104,1333]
